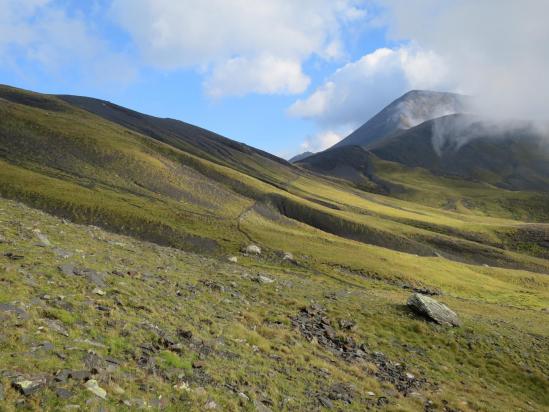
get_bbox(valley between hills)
[0,84,547,411]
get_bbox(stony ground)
[0,197,548,411]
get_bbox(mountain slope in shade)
[289,151,315,163]
[332,90,469,149]
[369,114,549,191]
[58,94,296,189]
[293,146,377,189]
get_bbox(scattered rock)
[76,268,106,288]
[74,338,107,348]
[338,319,356,330]
[4,252,24,260]
[327,383,355,404]
[369,351,426,394]
[282,252,296,263]
[293,306,425,394]
[0,303,30,320]
[318,396,333,409]
[69,370,92,381]
[53,248,73,259]
[59,265,106,287]
[228,256,238,263]
[407,293,460,326]
[55,387,74,399]
[35,232,51,247]
[192,360,205,369]
[377,396,389,407]
[243,244,261,255]
[44,319,69,336]
[31,341,54,352]
[84,352,106,373]
[105,356,122,366]
[54,370,70,382]
[93,288,106,296]
[292,305,363,361]
[84,379,107,399]
[59,264,76,276]
[177,329,193,340]
[409,286,441,296]
[204,400,218,410]
[253,399,273,412]
[200,279,225,292]
[12,378,45,396]
[254,274,274,284]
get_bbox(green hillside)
[0,85,548,411]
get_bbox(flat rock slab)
[407,293,460,326]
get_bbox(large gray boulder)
[407,293,460,326]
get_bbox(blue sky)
[1,1,546,157]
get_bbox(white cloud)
[205,55,310,98]
[380,0,549,122]
[289,46,449,132]
[301,130,346,152]
[110,0,367,96]
[0,0,136,86]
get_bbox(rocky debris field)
[0,198,548,411]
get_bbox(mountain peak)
[332,90,469,149]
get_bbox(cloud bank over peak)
[381,0,549,123]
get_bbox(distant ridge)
[289,151,315,163]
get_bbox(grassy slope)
[372,157,549,222]
[1,87,548,272]
[0,85,547,410]
[0,198,547,411]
